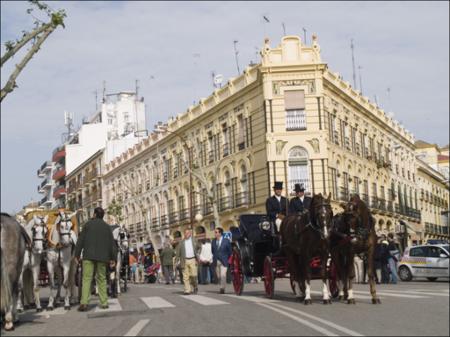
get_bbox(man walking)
[160,242,176,284]
[387,233,400,284]
[74,207,117,311]
[211,228,232,294]
[176,228,201,295]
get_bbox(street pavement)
[3,279,449,336]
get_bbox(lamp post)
[163,128,194,229]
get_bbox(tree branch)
[1,25,55,102]
[1,23,51,67]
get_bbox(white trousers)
[216,261,228,290]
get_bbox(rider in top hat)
[266,181,288,232]
[288,184,312,215]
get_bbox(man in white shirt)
[175,229,201,295]
[198,239,213,284]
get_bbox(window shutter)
[284,90,305,110]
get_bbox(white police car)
[398,244,449,282]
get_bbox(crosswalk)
[23,287,449,317]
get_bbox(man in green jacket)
[160,242,176,284]
[74,207,117,311]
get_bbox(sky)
[1,1,449,214]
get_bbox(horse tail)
[0,246,12,312]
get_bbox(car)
[398,244,449,282]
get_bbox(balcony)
[208,150,214,164]
[286,110,307,131]
[333,130,339,145]
[344,137,351,151]
[235,192,248,208]
[85,169,100,182]
[52,168,66,181]
[219,196,232,212]
[52,146,65,162]
[40,196,52,206]
[160,215,168,227]
[204,202,213,215]
[339,187,349,202]
[168,212,178,225]
[53,186,66,199]
[387,200,394,213]
[223,143,230,157]
[38,178,52,193]
[151,218,159,230]
[37,160,52,177]
[67,181,81,194]
[179,209,189,222]
[361,193,369,205]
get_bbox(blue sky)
[1,1,449,213]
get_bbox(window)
[222,124,230,157]
[285,90,306,131]
[237,115,245,150]
[288,147,309,192]
[410,247,427,257]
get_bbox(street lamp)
[162,128,195,229]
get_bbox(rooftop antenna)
[387,87,391,111]
[358,65,363,95]
[374,95,379,106]
[102,80,106,103]
[135,79,139,98]
[93,90,98,111]
[282,22,286,36]
[302,27,307,45]
[254,46,259,64]
[350,38,357,90]
[233,40,241,75]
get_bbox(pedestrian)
[129,249,137,283]
[198,239,213,285]
[175,228,201,295]
[74,207,117,311]
[138,247,145,283]
[160,242,176,284]
[387,233,400,284]
[379,236,390,284]
[211,227,232,294]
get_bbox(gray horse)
[1,213,29,331]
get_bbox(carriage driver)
[288,184,312,215]
[265,181,288,232]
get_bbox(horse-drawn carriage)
[229,213,339,299]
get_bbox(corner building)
[104,35,425,249]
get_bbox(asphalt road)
[3,278,449,336]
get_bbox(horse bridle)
[32,217,48,251]
[57,214,72,246]
[309,202,333,239]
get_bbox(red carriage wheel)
[328,260,339,299]
[289,273,297,295]
[231,247,244,296]
[263,256,274,299]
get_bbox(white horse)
[46,211,77,311]
[17,215,48,313]
[110,224,129,297]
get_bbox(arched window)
[239,165,248,205]
[288,147,310,192]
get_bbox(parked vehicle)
[398,244,449,282]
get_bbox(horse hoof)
[47,307,54,311]
[323,299,332,305]
[338,295,344,301]
[372,298,381,304]
[304,299,312,305]
[297,296,305,302]
[64,306,71,311]
[347,299,356,304]
[4,324,14,331]
[36,308,43,313]
[17,308,24,313]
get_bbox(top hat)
[273,181,283,190]
[294,184,305,193]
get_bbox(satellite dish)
[214,74,223,87]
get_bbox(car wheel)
[399,266,412,282]
[427,277,438,282]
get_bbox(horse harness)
[31,216,48,251]
[294,202,332,240]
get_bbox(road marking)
[94,298,122,312]
[382,290,449,297]
[270,302,364,336]
[35,307,68,316]
[310,291,374,300]
[224,294,281,303]
[182,294,229,306]
[258,303,339,336]
[124,319,150,336]
[141,297,175,309]
[352,290,426,299]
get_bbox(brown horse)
[281,193,333,305]
[330,194,381,304]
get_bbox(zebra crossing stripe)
[182,294,229,306]
[35,307,68,316]
[382,290,449,297]
[141,297,175,309]
[94,298,122,312]
[352,290,426,299]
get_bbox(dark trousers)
[209,263,217,284]
[381,263,390,284]
[199,263,210,284]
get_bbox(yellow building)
[103,35,440,249]
[66,149,104,227]
[415,140,449,182]
[416,158,449,243]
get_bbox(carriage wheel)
[328,260,339,299]
[289,273,297,295]
[231,248,244,296]
[263,256,274,299]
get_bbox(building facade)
[66,149,104,225]
[102,35,447,249]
